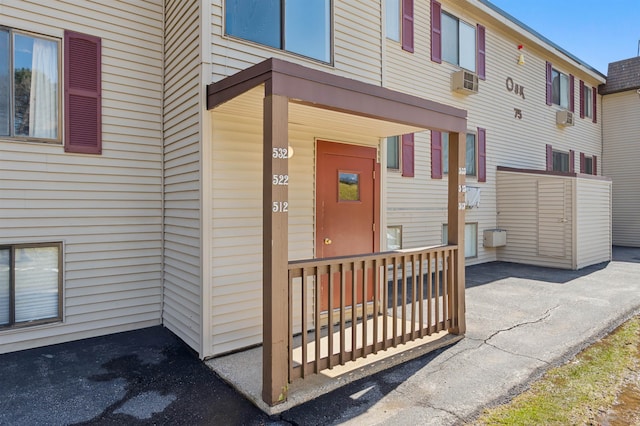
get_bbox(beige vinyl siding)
[602,91,640,247]
[383,0,603,267]
[0,1,163,353]
[163,0,203,354]
[210,90,381,356]
[575,178,612,268]
[496,171,573,269]
[209,0,382,84]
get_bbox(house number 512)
[273,201,288,213]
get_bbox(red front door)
[316,141,380,311]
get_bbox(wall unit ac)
[556,110,575,126]
[451,70,479,94]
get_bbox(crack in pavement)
[484,340,550,365]
[483,305,560,344]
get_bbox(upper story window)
[583,86,592,118]
[584,156,593,174]
[430,1,485,78]
[552,68,570,109]
[386,0,401,42]
[225,0,331,63]
[441,12,476,72]
[0,28,61,142]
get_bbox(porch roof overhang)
[207,58,467,136]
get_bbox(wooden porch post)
[262,92,289,405]
[447,132,466,335]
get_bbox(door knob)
[324,238,332,245]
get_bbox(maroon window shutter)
[545,61,552,106]
[431,131,442,179]
[579,80,585,118]
[592,86,597,123]
[477,127,486,182]
[569,150,575,173]
[402,133,415,177]
[580,152,585,173]
[569,74,575,112]
[546,144,553,171]
[477,25,486,80]
[431,0,442,63]
[64,30,101,154]
[593,155,598,175]
[402,0,414,53]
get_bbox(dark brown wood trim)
[497,166,611,182]
[262,94,289,406]
[447,132,466,335]
[207,58,467,133]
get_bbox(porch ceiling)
[207,58,467,136]
[212,85,425,139]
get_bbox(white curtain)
[0,249,9,326]
[28,37,58,139]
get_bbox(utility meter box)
[483,229,507,247]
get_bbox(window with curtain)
[0,243,62,328]
[0,28,60,141]
[225,0,331,62]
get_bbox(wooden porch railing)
[287,245,459,381]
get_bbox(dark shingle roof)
[600,56,640,95]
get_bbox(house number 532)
[272,148,288,159]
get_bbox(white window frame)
[442,132,476,177]
[583,86,592,118]
[552,68,570,109]
[387,225,402,250]
[385,0,401,42]
[0,242,63,329]
[553,150,570,172]
[442,223,477,258]
[441,11,476,72]
[0,27,62,144]
[386,135,400,170]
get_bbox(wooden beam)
[447,132,466,335]
[262,92,289,405]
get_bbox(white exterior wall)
[383,1,604,266]
[602,90,640,247]
[575,178,612,268]
[0,1,164,353]
[163,0,206,355]
[210,91,381,356]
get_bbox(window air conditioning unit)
[556,110,575,126]
[451,70,479,94]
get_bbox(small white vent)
[556,110,575,126]
[451,70,479,94]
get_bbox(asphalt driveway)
[2,246,640,425]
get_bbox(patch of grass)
[475,316,640,425]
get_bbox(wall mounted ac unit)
[556,110,575,126]
[451,70,479,94]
